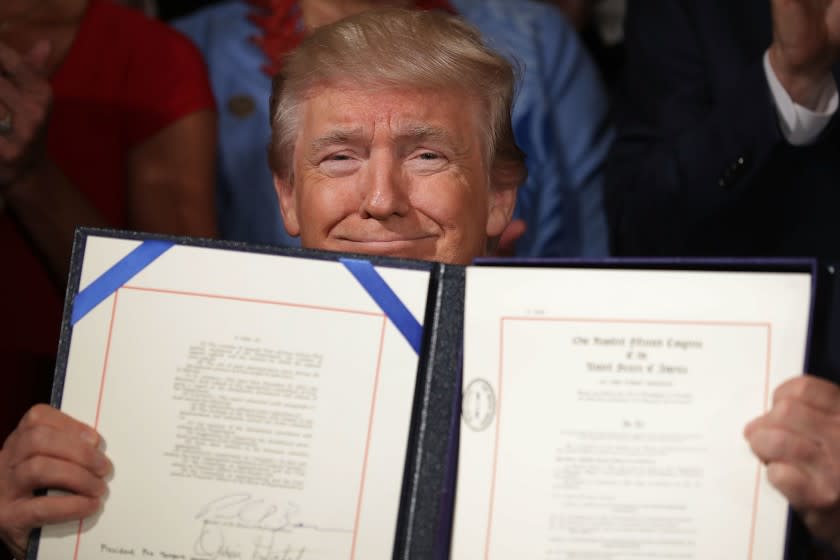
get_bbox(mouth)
[333,235,436,255]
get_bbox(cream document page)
[452,267,811,560]
[36,236,430,560]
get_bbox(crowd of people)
[1,0,840,558]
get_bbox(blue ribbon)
[340,258,424,354]
[71,240,174,325]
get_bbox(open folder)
[30,229,816,560]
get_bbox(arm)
[126,109,217,238]
[0,40,108,285]
[2,42,217,285]
[0,405,110,559]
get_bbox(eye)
[319,153,360,176]
[407,149,447,173]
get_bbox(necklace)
[247,0,305,77]
[245,0,456,77]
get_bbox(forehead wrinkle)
[393,122,476,159]
[308,127,367,155]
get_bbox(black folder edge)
[443,256,822,560]
[397,262,465,560]
[27,227,442,560]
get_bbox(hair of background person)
[268,7,525,185]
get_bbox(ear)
[485,160,522,238]
[274,173,301,237]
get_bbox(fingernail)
[80,429,99,446]
[95,452,112,474]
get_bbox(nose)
[359,153,410,220]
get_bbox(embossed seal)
[462,378,495,431]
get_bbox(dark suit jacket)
[607,0,840,259]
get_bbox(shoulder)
[77,0,215,143]
[82,0,207,68]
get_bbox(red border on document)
[72,286,389,560]
[482,317,772,560]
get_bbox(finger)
[0,135,23,164]
[11,455,108,499]
[24,40,51,74]
[0,41,25,82]
[14,404,101,443]
[767,462,839,510]
[772,375,840,414]
[7,493,102,532]
[747,425,821,465]
[744,395,832,440]
[8,422,111,479]
[0,75,24,110]
[0,41,48,94]
[767,393,833,436]
[496,219,527,256]
[827,1,840,43]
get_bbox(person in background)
[540,0,625,90]
[607,0,840,258]
[174,0,612,258]
[0,0,217,468]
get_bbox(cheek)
[297,178,359,235]
[415,176,488,246]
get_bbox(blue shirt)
[175,0,612,256]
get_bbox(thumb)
[26,40,52,73]
[495,219,527,257]
[828,0,840,44]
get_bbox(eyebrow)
[307,124,458,156]
[394,124,454,146]
[308,128,366,155]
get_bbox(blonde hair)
[268,7,525,185]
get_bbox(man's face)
[274,85,515,264]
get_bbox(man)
[0,8,838,558]
[174,0,612,258]
[264,7,521,265]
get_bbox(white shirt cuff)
[763,50,838,145]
